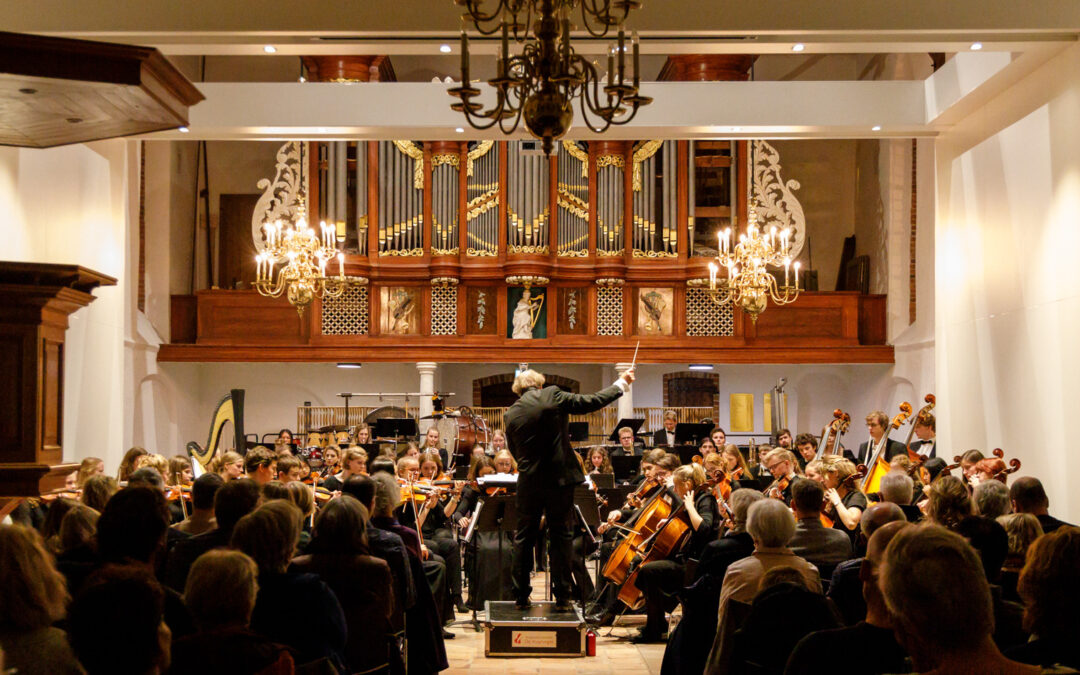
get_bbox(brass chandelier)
[449,0,652,155]
[706,205,802,322]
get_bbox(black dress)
[825,489,868,546]
[453,486,514,610]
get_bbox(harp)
[187,389,246,470]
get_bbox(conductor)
[503,367,635,610]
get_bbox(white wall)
[936,43,1080,522]
[0,142,128,470]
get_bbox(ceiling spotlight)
[336,362,363,369]
[440,44,452,53]
[263,45,277,54]
[178,126,190,133]
[970,42,983,51]
[688,364,714,371]
[455,127,465,133]
[792,43,805,52]
[872,125,882,131]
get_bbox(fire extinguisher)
[586,629,596,656]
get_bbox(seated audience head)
[790,477,825,517]
[1017,526,1080,639]
[860,502,907,538]
[97,486,170,565]
[275,454,302,483]
[955,515,1009,583]
[927,475,972,530]
[244,446,278,484]
[184,549,260,632]
[230,500,303,575]
[261,480,290,501]
[309,495,370,555]
[58,504,99,555]
[371,471,403,518]
[41,496,79,544]
[190,472,224,512]
[0,525,69,631]
[794,433,818,463]
[996,513,1043,564]
[759,565,808,592]
[880,525,994,668]
[76,456,105,487]
[368,456,397,477]
[80,474,118,513]
[1009,476,1050,516]
[213,478,262,533]
[879,470,915,505]
[747,498,797,549]
[973,479,1011,518]
[128,466,166,491]
[729,488,765,531]
[284,480,314,519]
[118,446,149,481]
[68,565,169,675]
[511,369,545,395]
[342,475,376,509]
[861,520,911,624]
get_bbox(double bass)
[861,403,911,496]
[904,394,937,484]
[816,409,851,459]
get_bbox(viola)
[820,464,868,528]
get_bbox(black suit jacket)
[653,429,677,447]
[856,438,906,465]
[504,384,623,488]
[909,439,936,459]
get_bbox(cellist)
[631,463,720,643]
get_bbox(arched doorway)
[473,373,580,407]
[663,371,720,422]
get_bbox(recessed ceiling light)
[440,44,452,53]
[730,126,742,132]
[688,364,714,371]
[872,125,882,131]
[336,362,363,369]
[792,43,805,52]
[970,42,983,51]
[178,126,190,133]
[455,127,465,133]
[263,45,277,54]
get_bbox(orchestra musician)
[586,446,614,475]
[421,426,447,468]
[710,427,727,452]
[503,367,633,611]
[855,411,906,465]
[908,414,937,458]
[719,444,756,490]
[633,463,720,643]
[611,426,642,457]
[412,452,467,613]
[761,448,799,503]
[353,423,372,445]
[698,437,718,457]
[320,445,341,478]
[652,410,679,447]
[794,433,818,470]
[322,447,367,492]
[210,450,244,481]
[490,429,507,453]
[776,428,793,450]
[244,447,277,485]
[959,449,985,481]
[820,456,869,545]
[453,457,515,610]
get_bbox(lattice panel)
[686,287,735,336]
[321,285,369,335]
[430,285,458,335]
[597,285,624,336]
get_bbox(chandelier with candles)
[448,0,652,155]
[706,205,802,322]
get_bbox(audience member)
[172,473,223,536]
[129,466,167,491]
[827,502,907,626]
[955,515,1029,651]
[1008,526,1080,670]
[786,520,911,675]
[0,525,83,675]
[1010,477,1075,533]
[80,473,117,513]
[169,549,293,674]
[230,499,347,672]
[788,477,852,574]
[879,470,922,522]
[879,524,1040,675]
[997,513,1043,602]
[975,478,1012,519]
[926,474,972,530]
[260,480,290,501]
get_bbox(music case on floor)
[483,601,586,657]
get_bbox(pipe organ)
[506,142,550,254]
[317,141,369,255]
[377,140,424,256]
[466,141,499,256]
[556,141,589,257]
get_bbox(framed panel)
[507,286,547,339]
[558,287,588,335]
[466,286,498,335]
[635,287,674,336]
[380,286,420,335]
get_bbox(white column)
[614,362,634,423]
[416,362,438,434]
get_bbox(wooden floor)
[443,571,668,674]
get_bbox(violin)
[765,475,791,502]
[820,464,868,528]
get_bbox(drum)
[435,412,491,463]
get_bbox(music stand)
[675,445,703,465]
[569,421,590,442]
[675,422,713,447]
[463,494,517,631]
[590,473,615,489]
[610,455,640,483]
[607,418,645,443]
[572,487,603,611]
[374,417,417,439]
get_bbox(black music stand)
[675,422,713,447]
[675,445,703,465]
[462,494,517,631]
[374,417,417,440]
[569,422,590,442]
[572,487,603,612]
[607,418,645,442]
[610,455,640,483]
[590,473,615,489]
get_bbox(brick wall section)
[473,372,581,405]
[662,371,720,422]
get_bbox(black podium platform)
[484,601,586,657]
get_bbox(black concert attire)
[825,489,868,546]
[1036,513,1074,534]
[399,493,464,605]
[653,428,677,447]
[609,441,644,457]
[909,437,937,459]
[855,437,907,465]
[453,484,514,609]
[636,489,720,639]
[320,473,346,492]
[504,381,626,606]
[785,621,909,675]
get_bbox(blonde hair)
[512,369,545,395]
[0,525,69,630]
[168,455,192,486]
[997,513,1043,560]
[184,549,260,631]
[81,474,117,512]
[494,449,518,473]
[673,463,707,488]
[76,457,103,488]
[137,453,169,481]
[821,456,858,485]
[396,456,419,478]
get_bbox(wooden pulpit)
[0,262,116,516]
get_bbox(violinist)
[166,455,195,523]
[493,449,518,475]
[719,444,754,490]
[909,414,937,458]
[275,455,303,484]
[761,449,799,503]
[856,411,906,465]
[396,456,421,483]
[214,450,245,481]
[632,463,720,643]
[321,445,341,478]
[586,447,614,476]
[117,446,148,482]
[412,452,467,611]
[321,447,367,492]
[821,456,868,544]
[453,457,514,610]
[803,458,825,484]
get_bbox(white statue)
[511,287,544,339]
